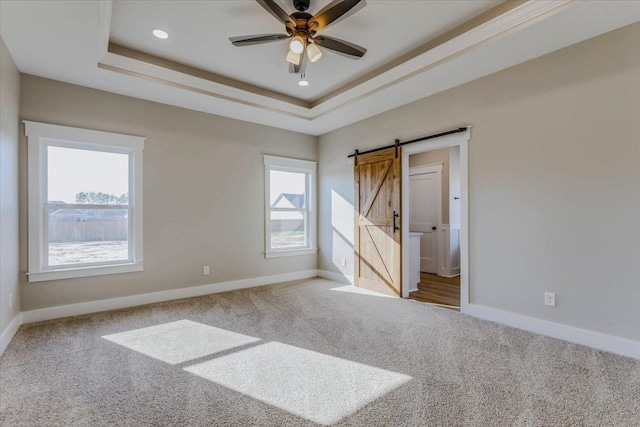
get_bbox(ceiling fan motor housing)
[289,12,315,39]
[293,0,310,12]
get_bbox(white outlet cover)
[203,266,210,275]
[544,292,556,307]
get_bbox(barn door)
[354,147,402,296]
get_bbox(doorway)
[400,129,470,312]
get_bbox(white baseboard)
[13,270,639,360]
[0,313,23,356]
[464,303,640,360]
[318,269,354,285]
[21,270,319,324]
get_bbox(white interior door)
[409,169,441,273]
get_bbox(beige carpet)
[1,278,638,426]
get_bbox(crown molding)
[98,0,578,123]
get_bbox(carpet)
[1,278,638,426]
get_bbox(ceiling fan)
[229,0,367,74]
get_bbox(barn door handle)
[393,211,399,233]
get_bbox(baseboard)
[318,269,354,285]
[464,303,640,360]
[21,270,319,324]
[0,313,23,356]
[16,271,638,360]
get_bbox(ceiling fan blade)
[255,0,291,25]
[313,36,366,59]
[289,50,307,74]
[229,34,290,46]
[309,0,364,32]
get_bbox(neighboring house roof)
[272,193,305,209]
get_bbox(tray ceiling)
[1,1,639,135]
[109,0,503,102]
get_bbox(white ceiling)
[1,1,639,136]
[109,0,502,101]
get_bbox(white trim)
[8,270,638,360]
[24,121,145,149]
[23,121,145,282]
[464,304,640,360]
[264,155,317,259]
[438,225,450,277]
[318,269,355,285]
[97,0,113,62]
[263,155,317,171]
[21,270,319,324]
[264,248,317,259]
[401,128,471,301]
[27,263,144,283]
[408,164,443,176]
[0,313,23,356]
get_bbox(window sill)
[264,248,317,259]
[27,262,144,283]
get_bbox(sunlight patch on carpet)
[184,341,412,425]
[102,320,260,365]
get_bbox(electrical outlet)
[8,293,13,309]
[544,292,556,307]
[341,258,347,267]
[203,266,210,275]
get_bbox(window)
[264,155,317,258]
[25,121,144,282]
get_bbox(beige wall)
[409,148,451,224]
[318,23,640,341]
[19,75,317,311]
[0,36,21,333]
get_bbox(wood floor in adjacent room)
[409,273,461,310]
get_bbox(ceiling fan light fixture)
[306,43,322,63]
[286,50,302,65]
[289,36,305,55]
[228,0,367,75]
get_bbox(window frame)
[263,155,317,258]
[25,121,145,282]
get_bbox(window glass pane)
[270,170,306,209]
[270,211,306,249]
[48,146,129,205]
[47,208,129,266]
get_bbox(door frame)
[401,128,471,313]
[409,164,443,274]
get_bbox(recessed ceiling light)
[152,29,169,39]
[298,80,309,87]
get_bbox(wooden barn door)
[354,147,402,296]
